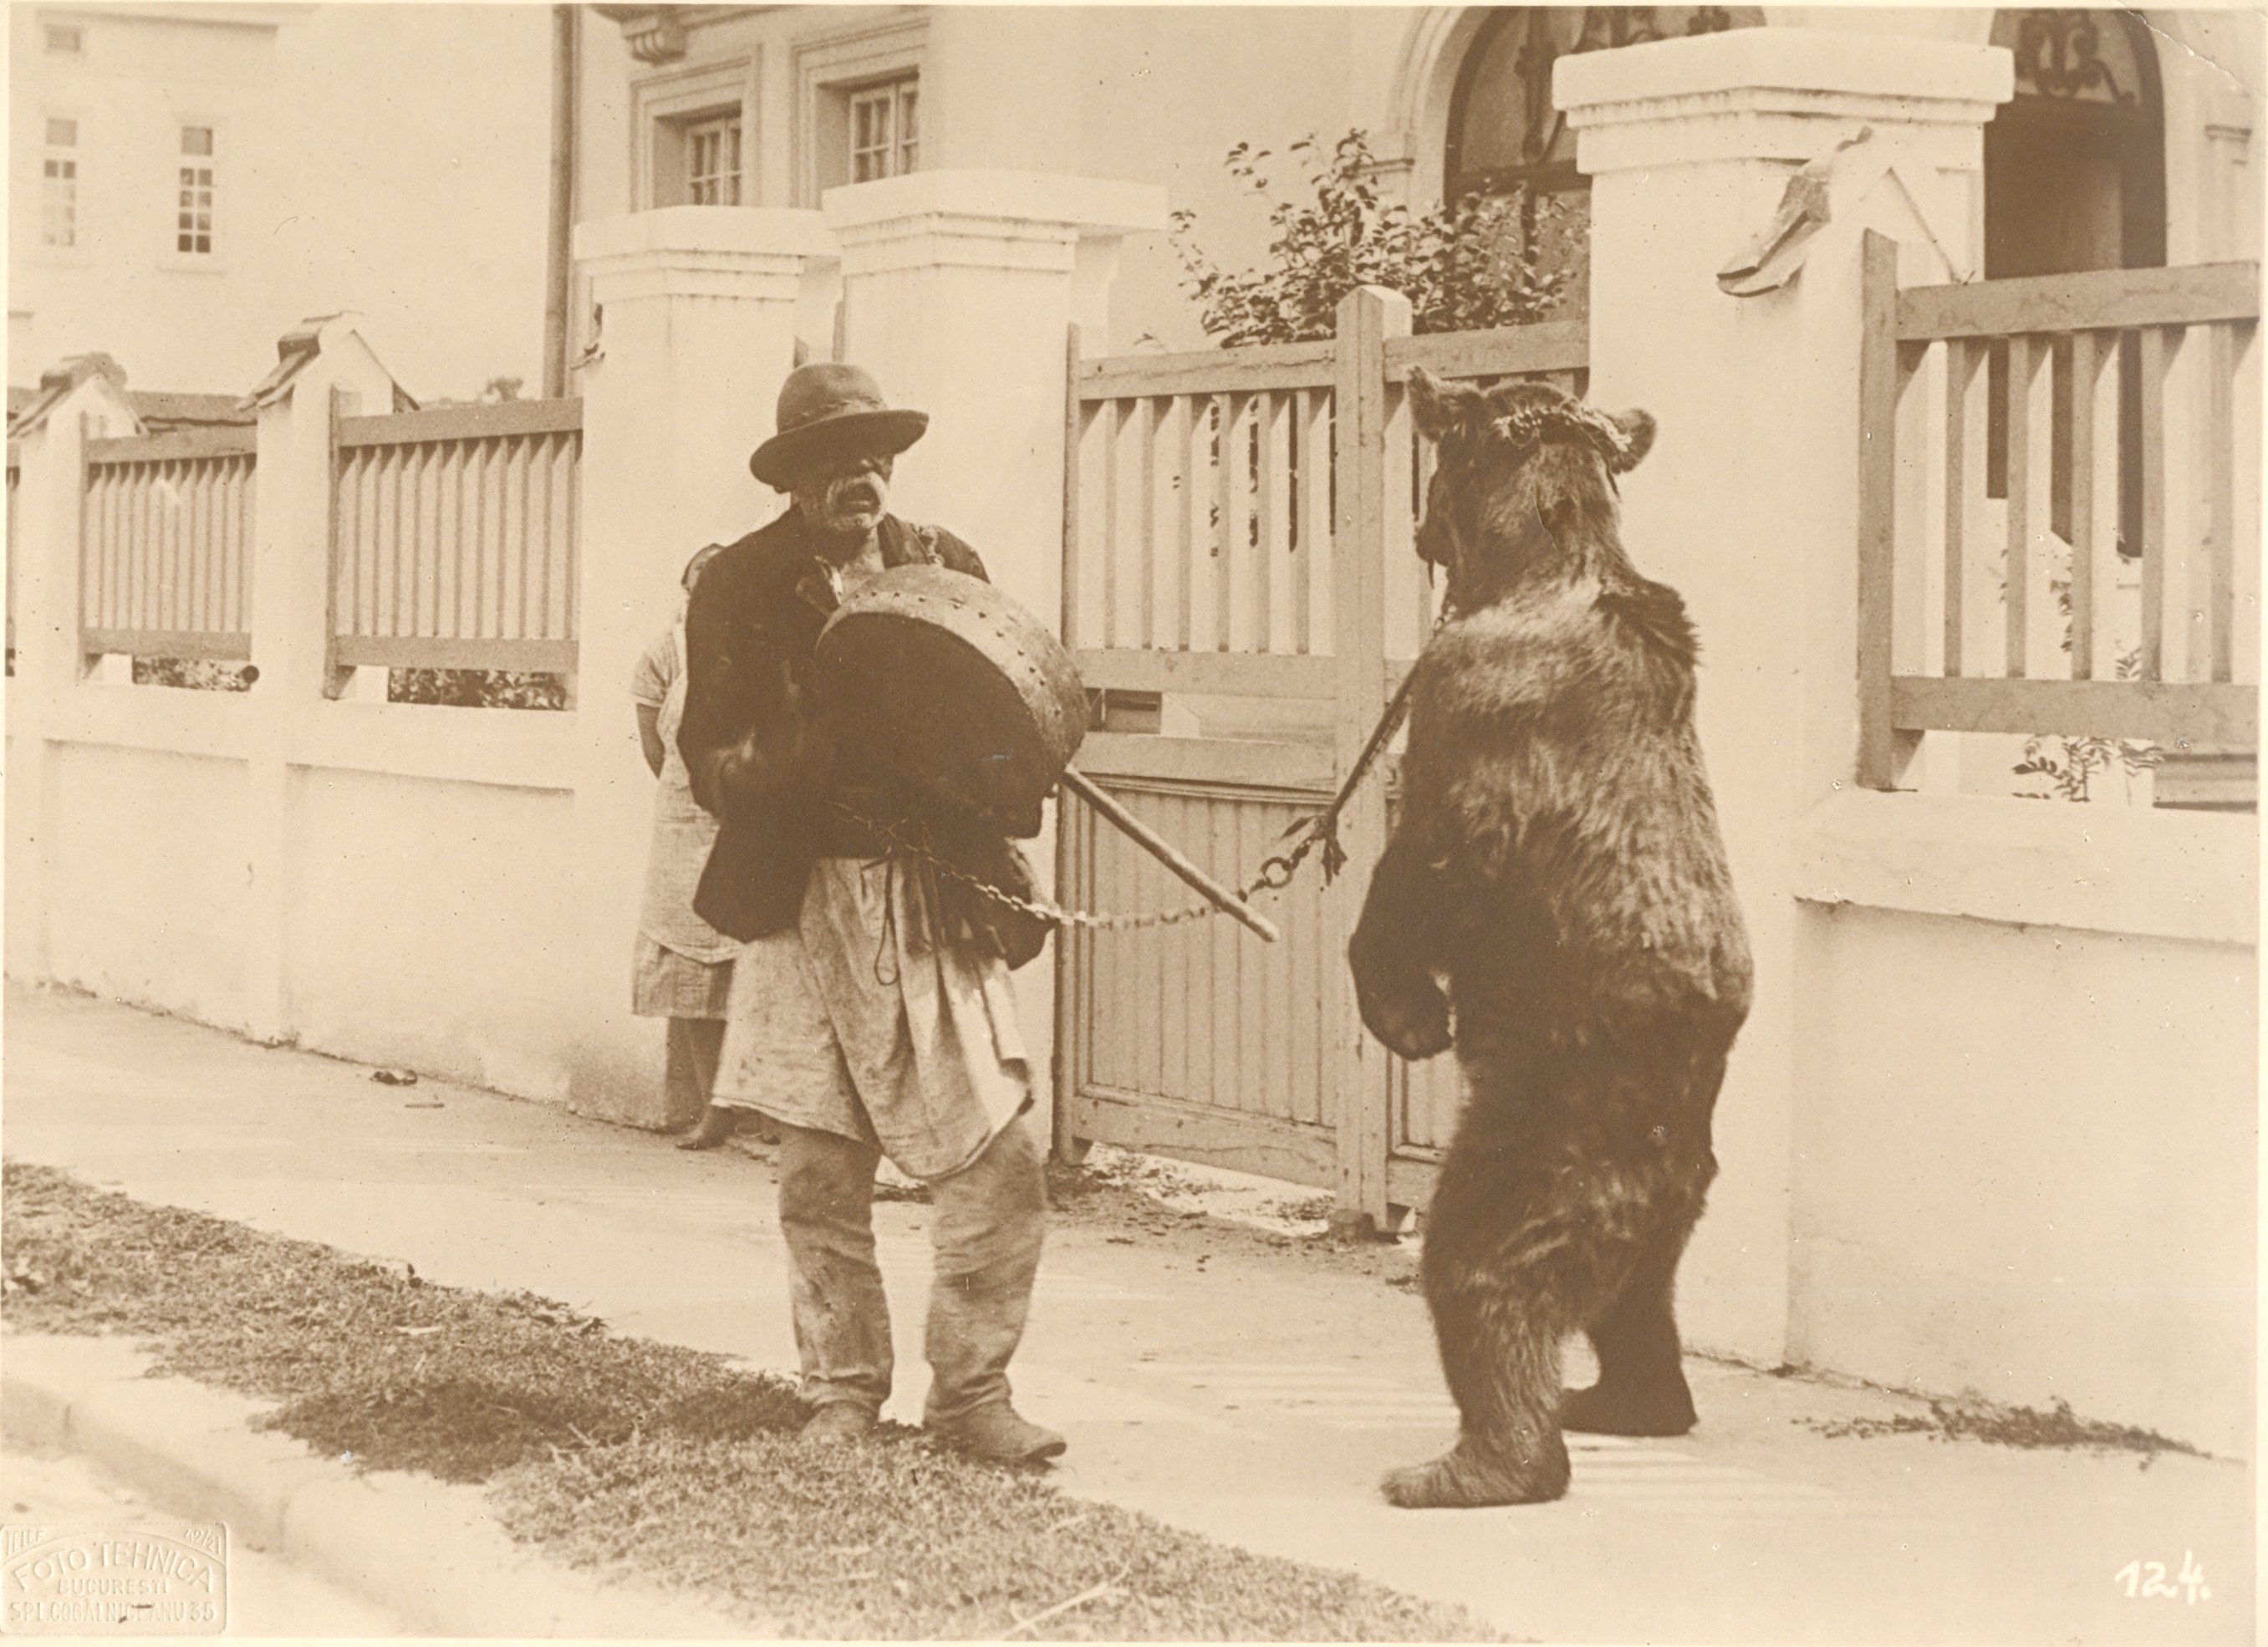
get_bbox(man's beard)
[823,475,884,531]
[795,473,885,545]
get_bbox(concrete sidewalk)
[3,983,2253,1644]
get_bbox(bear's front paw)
[1356,973,1453,1062]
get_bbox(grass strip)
[3,1161,1502,1640]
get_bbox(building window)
[796,19,926,202]
[177,125,215,255]
[42,118,78,248]
[1445,8,1761,317]
[629,55,757,211]
[685,112,742,205]
[848,76,917,183]
[44,23,83,54]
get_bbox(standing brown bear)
[1351,369,1752,1509]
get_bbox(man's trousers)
[775,1114,1047,1425]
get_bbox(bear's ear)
[1406,367,1486,443]
[1606,408,1656,473]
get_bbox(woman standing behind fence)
[632,545,770,1150]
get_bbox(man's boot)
[930,1403,1065,1464]
[798,1404,879,1446]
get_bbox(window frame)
[846,75,918,186]
[161,115,226,270]
[40,114,81,252]
[684,110,745,206]
[793,17,926,206]
[629,54,759,211]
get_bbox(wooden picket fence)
[1857,232,2260,788]
[1055,291,1587,1227]
[65,396,583,691]
[330,398,582,679]
[78,427,259,662]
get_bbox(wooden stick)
[1059,767,1280,944]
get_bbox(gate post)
[1557,27,2009,1362]
[239,316,402,1045]
[1327,285,1412,1236]
[563,206,838,1126]
[3,357,140,985]
[824,170,1166,1150]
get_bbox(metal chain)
[1244,593,1460,894]
[828,595,1458,934]
[832,803,1293,933]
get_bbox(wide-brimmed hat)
[748,363,929,491]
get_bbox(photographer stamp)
[3,1525,227,1635]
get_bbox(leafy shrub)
[2004,547,2158,803]
[390,668,568,711]
[1170,130,1568,347]
[132,657,253,691]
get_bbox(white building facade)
[9,4,298,392]
[8,3,554,403]
[575,5,2264,354]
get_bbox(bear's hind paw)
[1560,1381,1697,1437]
[1379,1439,1567,1508]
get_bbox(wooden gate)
[1055,288,1587,1227]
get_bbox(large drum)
[813,564,1086,840]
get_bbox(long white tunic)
[712,854,1032,1181]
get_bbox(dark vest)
[676,512,1044,966]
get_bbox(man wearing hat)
[677,362,1063,1465]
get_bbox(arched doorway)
[1982,9,2168,552]
[1443,7,1764,316]
[1985,8,2167,278]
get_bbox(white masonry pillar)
[3,359,141,983]
[824,171,1167,621]
[1557,29,2011,1364]
[239,315,403,1043]
[824,170,1168,1138]
[563,206,839,1127]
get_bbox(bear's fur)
[1350,370,1752,1509]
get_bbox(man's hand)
[716,659,822,800]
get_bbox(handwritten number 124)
[2113,1553,2209,1603]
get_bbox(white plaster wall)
[9,4,552,401]
[38,742,256,1033]
[575,8,1382,354]
[8,714,625,1109]
[2150,8,2266,264]
[3,736,23,981]
[260,4,553,401]
[284,764,585,1104]
[1040,7,1372,352]
[571,12,635,374]
[1788,902,2256,1457]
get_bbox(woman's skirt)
[631,934,735,1021]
